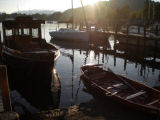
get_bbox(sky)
[0,0,159,14]
[0,0,107,13]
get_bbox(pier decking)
[0,65,19,120]
[0,31,4,112]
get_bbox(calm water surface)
[0,22,160,115]
[42,22,160,107]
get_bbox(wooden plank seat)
[91,83,118,96]
[106,91,118,96]
[107,83,124,90]
[147,99,159,106]
[125,91,146,100]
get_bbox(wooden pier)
[0,65,12,112]
[90,44,160,71]
[0,65,20,120]
[0,31,3,112]
[89,23,160,71]
[0,31,19,120]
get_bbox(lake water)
[41,22,160,106]
[0,22,160,117]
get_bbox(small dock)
[0,65,20,120]
[0,31,19,120]
[0,31,3,112]
[91,23,160,48]
[88,24,160,70]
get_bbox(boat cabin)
[2,16,45,51]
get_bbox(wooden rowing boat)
[81,64,160,115]
[2,16,60,72]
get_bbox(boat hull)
[82,77,159,115]
[2,44,60,73]
[50,31,89,42]
[2,51,55,73]
[81,65,160,115]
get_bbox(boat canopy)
[2,16,45,29]
[2,16,46,49]
[2,16,45,40]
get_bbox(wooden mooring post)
[114,24,118,52]
[144,25,146,38]
[126,24,129,37]
[138,25,140,34]
[0,65,12,112]
[0,31,2,65]
[0,31,1,45]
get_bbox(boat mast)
[80,0,88,31]
[71,1,75,103]
[71,0,74,29]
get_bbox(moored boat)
[81,64,160,115]
[49,28,90,42]
[2,16,60,72]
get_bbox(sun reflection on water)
[88,51,95,65]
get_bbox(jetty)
[0,31,19,120]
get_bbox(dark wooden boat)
[81,64,160,115]
[2,16,60,72]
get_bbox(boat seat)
[125,91,146,100]
[106,91,118,96]
[147,99,159,106]
[107,83,124,90]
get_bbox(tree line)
[0,0,160,27]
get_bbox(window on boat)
[5,29,12,36]
[24,28,29,35]
[32,28,38,38]
[13,29,19,36]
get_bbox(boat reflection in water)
[51,39,89,51]
[7,67,61,118]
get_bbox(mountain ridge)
[13,9,56,15]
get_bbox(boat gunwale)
[2,45,60,62]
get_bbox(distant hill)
[14,9,56,15]
[109,0,145,10]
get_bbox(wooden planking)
[107,83,123,90]
[125,91,146,100]
[147,100,159,106]
[0,65,12,112]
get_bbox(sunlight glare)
[88,51,95,64]
[83,0,100,5]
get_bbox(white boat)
[49,28,90,42]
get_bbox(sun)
[83,0,100,5]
